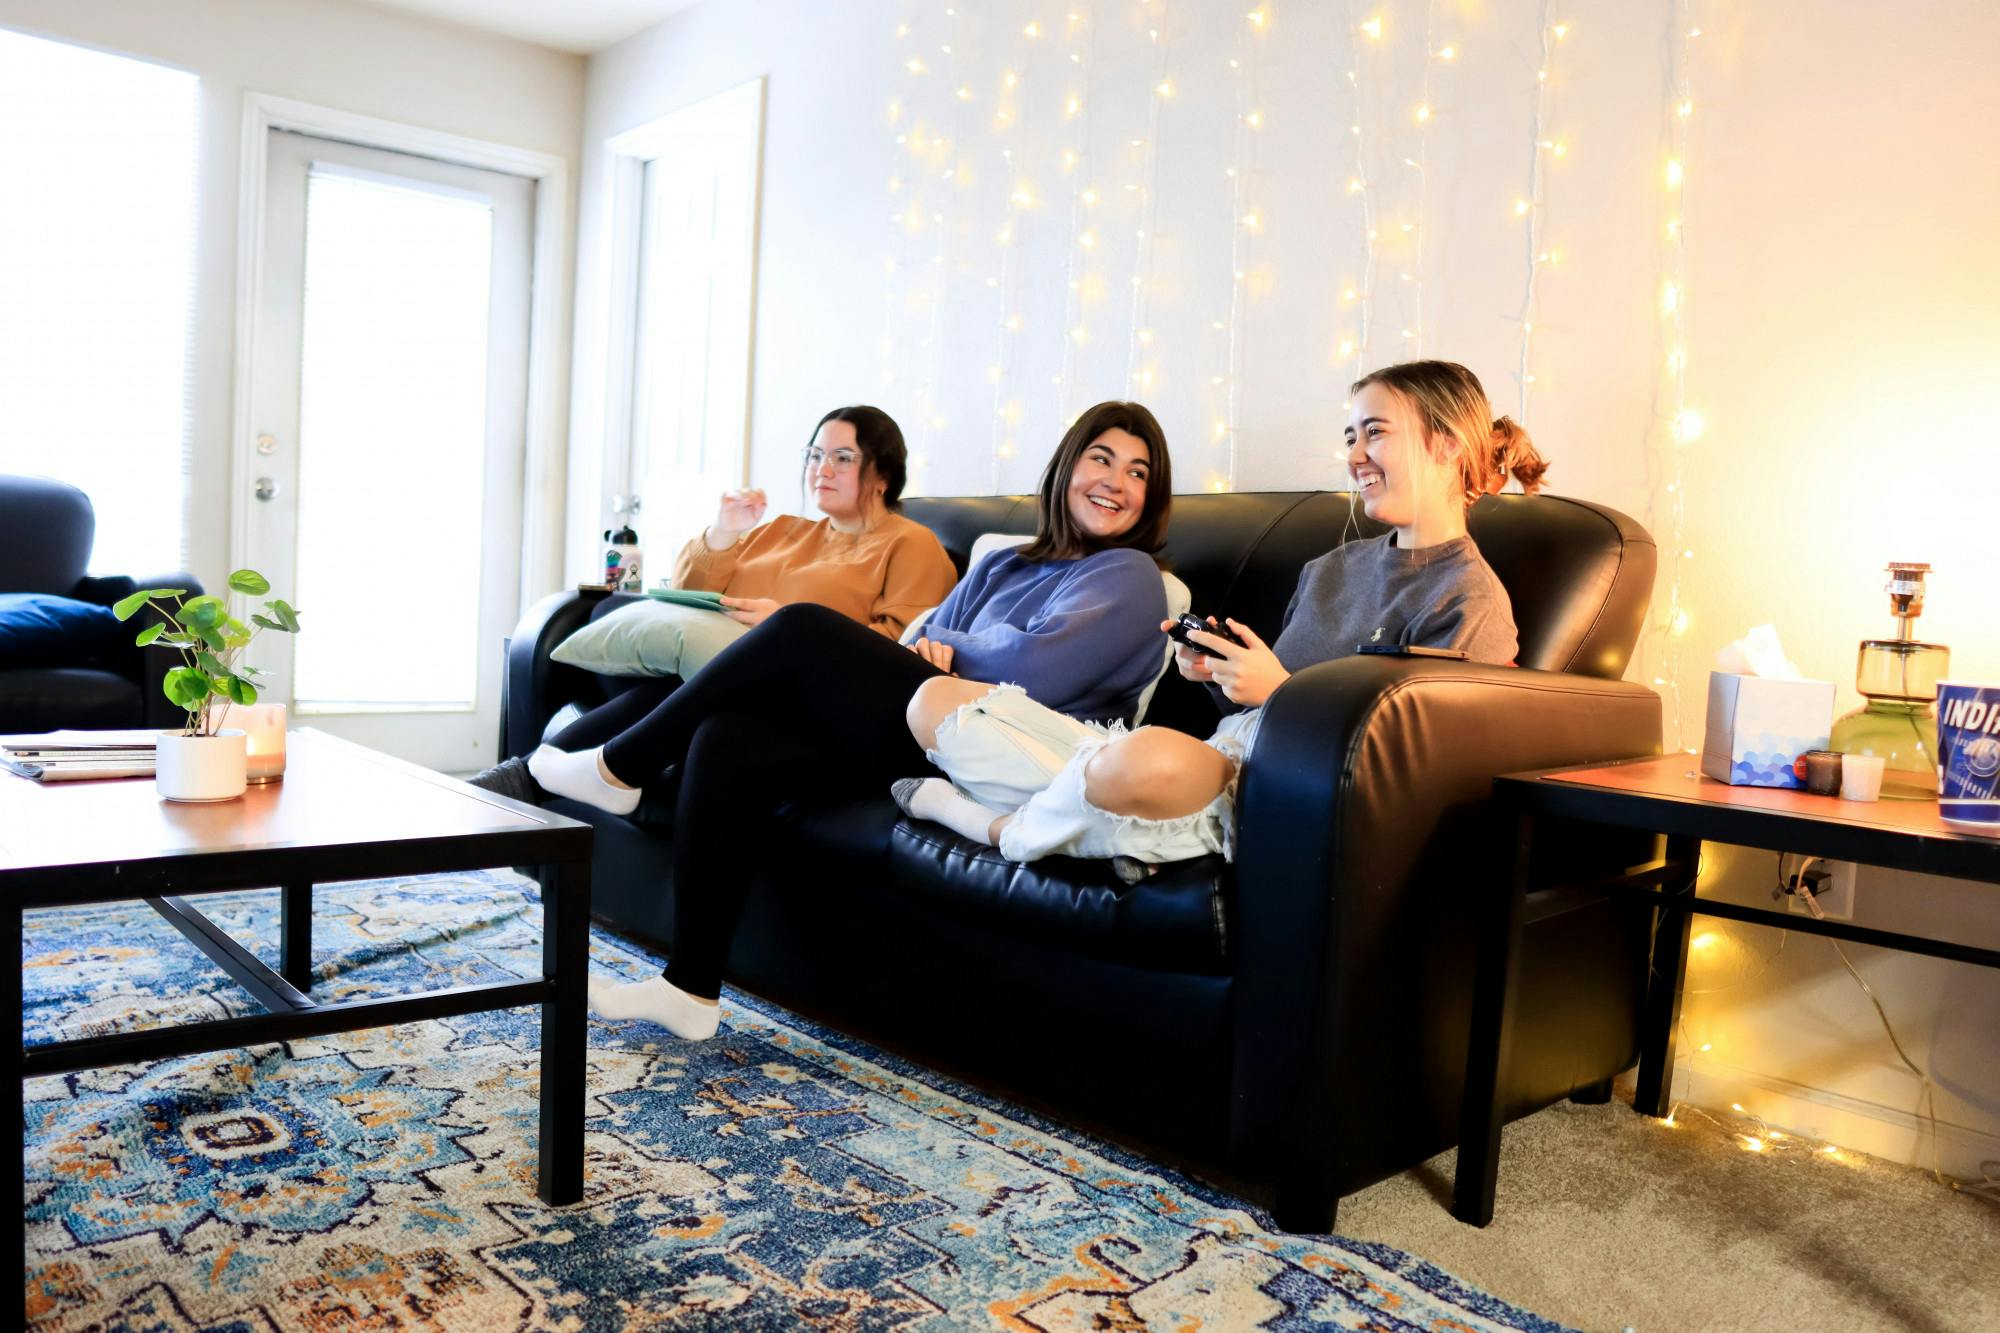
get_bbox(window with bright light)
[0,29,198,575]
[292,166,493,712]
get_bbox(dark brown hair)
[1350,360,1550,503]
[1017,400,1173,562]
[802,405,909,510]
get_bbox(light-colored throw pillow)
[1136,570,1192,724]
[550,599,750,678]
[898,532,1189,724]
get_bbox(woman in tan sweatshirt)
[469,405,957,802]
[678,405,957,640]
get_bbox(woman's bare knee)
[1084,729,1233,820]
[906,676,989,750]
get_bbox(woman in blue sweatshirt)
[547,401,1175,1039]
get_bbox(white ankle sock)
[527,744,641,816]
[893,776,1006,846]
[587,975,720,1040]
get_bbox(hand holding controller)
[1164,613,1290,706]
[1166,612,1245,657]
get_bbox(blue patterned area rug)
[24,871,1569,1332]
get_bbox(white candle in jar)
[242,702,288,781]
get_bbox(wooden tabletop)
[1503,754,2000,882]
[0,729,574,876]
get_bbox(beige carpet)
[777,993,2000,1330]
[1327,1086,2000,1332]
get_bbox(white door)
[614,79,764,554]
[247,130,532,773]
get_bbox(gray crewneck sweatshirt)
[1211,532,1517,716]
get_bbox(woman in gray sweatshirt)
[896,359,1549,868]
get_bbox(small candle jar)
[1803,749,1844,796]
[1840,753,1887,802]
[242,703,288,783]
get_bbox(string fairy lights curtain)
[1119,0,1172,410]
[1651,0,1703,753]
[1511,7,1569,424]
[1051,5,1099,435]
[874,2,1680,524]
[1206,5,1269,493]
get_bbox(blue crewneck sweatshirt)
[922,546,1167,724]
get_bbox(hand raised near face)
[709,489,769,547]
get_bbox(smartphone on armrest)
[1355,643,1469,660]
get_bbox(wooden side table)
[1451,754,2000,1227]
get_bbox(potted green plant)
[113,570,301,802]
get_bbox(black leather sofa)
[1,474,202,733]
[502,490,1662,1228]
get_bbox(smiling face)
[1064,427,1152,542]
[806,419,883,523]
[1345,382,1455,534]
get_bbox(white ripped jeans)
[924,684,1258,865]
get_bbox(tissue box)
[1699,672,1836,788]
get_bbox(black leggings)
[547,677,680,753]
[550,603,943,997]
[552,603,937,787]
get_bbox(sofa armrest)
[71,574,139,607]
[1224,655,1661,1179]
[78,571,205,730]
[501,588,612,758]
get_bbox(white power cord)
[1792,855,2000,1202]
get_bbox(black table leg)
[1453,803,1533,1227]
[1634,834,1700,1117]
[280,883,314,992]
[537,857,589,1206]
[8,905,26,1277]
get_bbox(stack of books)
[0,730,159,783]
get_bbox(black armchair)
[0,474,203,732]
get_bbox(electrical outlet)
[1788,860,1856,921]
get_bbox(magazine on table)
[0,729,159,782]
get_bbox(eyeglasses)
[803,446,863,473]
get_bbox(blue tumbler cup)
[1936,680,2000,833]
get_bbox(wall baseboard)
[1668,1059,2000,1182]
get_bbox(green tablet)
[646,587,727,611]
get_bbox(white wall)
[577,0,2000,1174]
[0,0,584,588]
[1650,0,2000,1178]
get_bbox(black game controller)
[1167,612,1246,657]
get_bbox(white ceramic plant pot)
[156,729,248,802]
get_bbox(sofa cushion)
[885,810,1229,974]
[0,593,123,668]
[0,667,141,732]
[549,597,749,678]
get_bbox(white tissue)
[1714,624,1804,680]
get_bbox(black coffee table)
[1,729,593,1267]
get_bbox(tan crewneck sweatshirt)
[670,512,958,639]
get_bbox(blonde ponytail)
[1489,415,1549,494]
